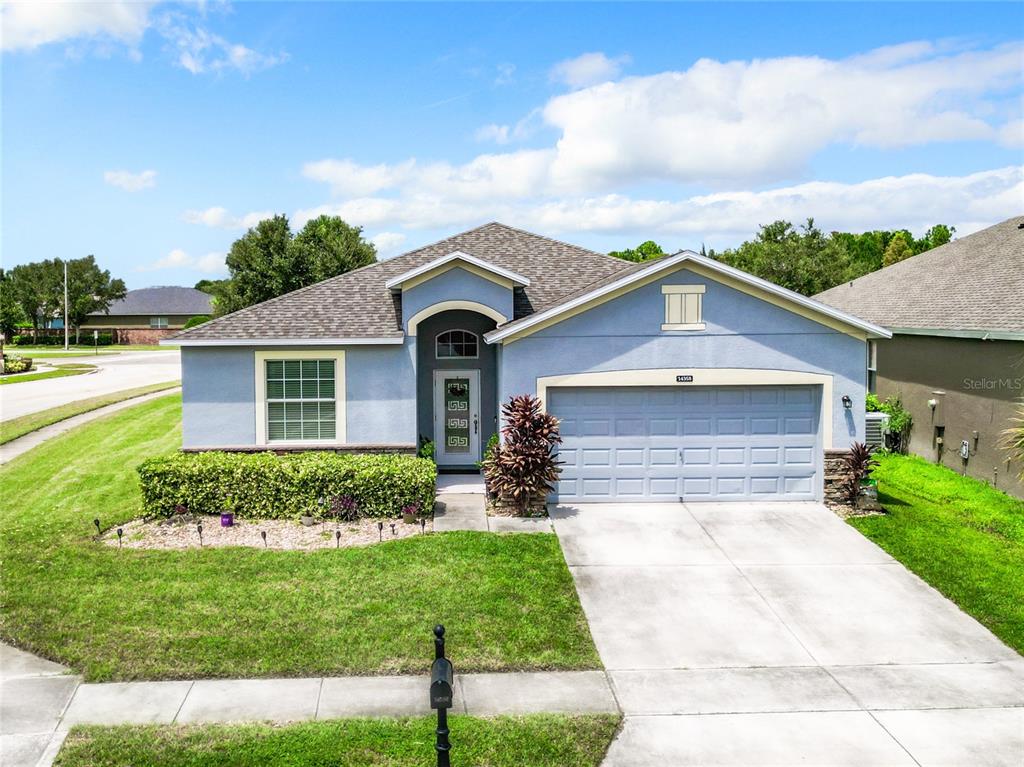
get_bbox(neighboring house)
[169,223,889,503]
[815,216,1024,499]
[83,286,212,344]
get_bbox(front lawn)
[850,453,1024,654]
[0,381,181,444]
[56,715,620,767]
[0,394,599,681]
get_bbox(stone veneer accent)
[824,448,854,508]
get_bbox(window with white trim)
[265,359,336,441]
[867,340,878,394]
[150,316,169,329]
[436,329,478,359]
[661,285,706,330]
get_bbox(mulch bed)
[101,514,433,551]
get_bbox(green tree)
[0,269,27,340]
[8,262,56,337]
[194,278,228,294]
[213,215,377,316]
[715,219,849,296]
[62,256,127,342]
[609,240,667,263]
[883,231,914,266]
[292,215,377,282]
[921,224,955,251]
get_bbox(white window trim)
[661,284,705,331]
[435,329,480,360]
[254,350,346,446]
[150,316,169,329]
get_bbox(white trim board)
[535,368,835,448]
[253,349,347,447]
[485,251,891,344]
[406,300,508,334]
[386,251,530,291]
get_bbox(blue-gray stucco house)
[169,223,890,503]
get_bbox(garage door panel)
[550,385,821,502]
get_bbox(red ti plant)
[483,395,562,514]
[842,441,878,504]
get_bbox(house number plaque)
[676,375,694,383]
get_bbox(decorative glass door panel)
[433,370,480,465]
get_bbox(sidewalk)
[433,474,553,533]
[1,640,616,767]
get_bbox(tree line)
[0,257,125,342]
[609,220,955,296]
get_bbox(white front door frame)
[433,369,481,465]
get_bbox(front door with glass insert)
[433,370,481,465]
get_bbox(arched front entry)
[415,309,498,468]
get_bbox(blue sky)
[2,2,1022,288]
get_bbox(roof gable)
[384,251,530,292]
[485,251,891,343]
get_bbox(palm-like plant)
[1002,399,1024,481]
[842,441,879,505]
[482,395,562,514]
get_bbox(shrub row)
[10,333,113,346]
[137,451,437,520]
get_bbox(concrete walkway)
[433,475,553,533]
[0,387,181,465]
[551,502,1024,767]
[1,639,616,767]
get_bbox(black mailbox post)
[429,625,454,767]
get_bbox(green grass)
[56,715,620,766]
[850,453,1024,654]
[0,381,181,445]
[0,363,96,385]
[0,394,599,681]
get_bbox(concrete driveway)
[0,351,180,420]
[551,502,1024,767]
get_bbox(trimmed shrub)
[183,315,211,329]
[137,451,436,520]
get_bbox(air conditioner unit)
[865,412,890,449]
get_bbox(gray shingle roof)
[814,216,1024,335]
[94,286,213,317]
[172,223,632,341]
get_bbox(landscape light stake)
[197,523,203,548]
[93,518,101,538]
[378,521,383,542]
[420,518,427,534]
[116,528,123,548]
[390,522,396,537]
[335,530,341,548]
[261,530,267,548]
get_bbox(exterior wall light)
[842,395,852,409]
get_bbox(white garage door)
[550,385,822,502]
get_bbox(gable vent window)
[662,285,706,331]
[436,329,478,359]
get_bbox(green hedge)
[11,333,113,346]
[137,452,436,520]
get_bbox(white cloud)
[370,231,407,257]
[495,62,515,85]
[0,1,153,52]
[550,52,630,89]
[141,248,227,274]
[103,169,157,192]
[475,124,510,144]
[999,119,1024,148]
[182,207,274,230]
[292,166,1023,244]
[314,42,1022,196]
[156,13,288,76]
